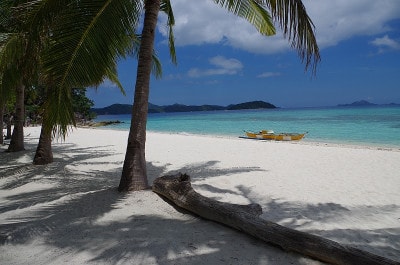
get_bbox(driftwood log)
[152,173,399,265]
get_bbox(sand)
[1,126,399,264]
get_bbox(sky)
[87,0,400,109]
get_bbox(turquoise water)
[94,106,400,148]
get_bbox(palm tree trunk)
[7,82,25,152]
[6,115,12,139]
[33,117,53,165]
[0,105,4,145]
[118,0,160,192]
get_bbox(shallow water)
[94,105,400,148]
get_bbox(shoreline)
[1,126,399,264]
[77,124,400,152]
[93,105,400,150]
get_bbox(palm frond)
[160,0,177,65]
[105,72,126,96]
[262,0,320,74]
[0,66,19,105]
[214,0,320,74]
[129,34,163,79]
[0,0,19,31]
[0,33,26,88]
[40,0,142,89]
[17,0,143,138]
[214,0,276,36]
[151,53,163,79]
[42,85,75,139]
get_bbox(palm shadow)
[1,140,324,265]
[233,184,400,261]
[1,136,398,264]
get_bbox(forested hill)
[337,100,400,107]
[92,101,277,115]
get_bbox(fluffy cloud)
[305,0,400,47]
[370,35,400,52]
[187,56,243,77]
[158,0,400,54]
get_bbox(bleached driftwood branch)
[152,173,399,265]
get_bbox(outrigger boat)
[243,130,307,141]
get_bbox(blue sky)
[87,0,400,108]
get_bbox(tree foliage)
[71,88,95,121]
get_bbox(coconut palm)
[32,0,166,165]
[11,0,164,164]
[4,0,319,190]
[3,0,155,164]
[0,1,31,152]
[118,0,320,191]
[118,0,177,191]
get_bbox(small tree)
[71,87,95,122]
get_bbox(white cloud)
[304,0,400,47]
[158,0,400,54]
[257,72,281,78]
[209,56,243,72]
[370,35,400,52]
[187,56,243,78]
[100,79,118,89]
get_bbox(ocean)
[94,105,400,148]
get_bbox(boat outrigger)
[243,130,307,141]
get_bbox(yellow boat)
[244,130,307,141]
[273,133,307,141]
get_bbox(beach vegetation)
[0,0,31,152]
[118,0,320,191]
[2,0,320,190]
[20,0,141,164]
[72,88,96,122]
[1,1,156,163]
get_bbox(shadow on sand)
[0,138,399,264]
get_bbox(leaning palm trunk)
[118,0,160,191]
[33,116,53,165]
[7,81,25,152]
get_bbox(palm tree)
[0,37,28,153]
[5,0,319,190]
[34,0,166,165]
[0,0,44,152]
[119,0,176,191]
[9,0,161,164]
[26,0,141,164]
[118,0,320,191]
[119,0,162,191]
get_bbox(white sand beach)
[1,126,399,264]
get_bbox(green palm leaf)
[214,0,320,74]
[214,0,276,36]
[160,0,177,65]
[18,0,143,135]
[129,34,163,79]
[0,33,25,105]
[41,0,142,88]
[264,0,320,73]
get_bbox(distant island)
[337,100,376,107]
[92,100,277,115]
[337,100,400,107]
